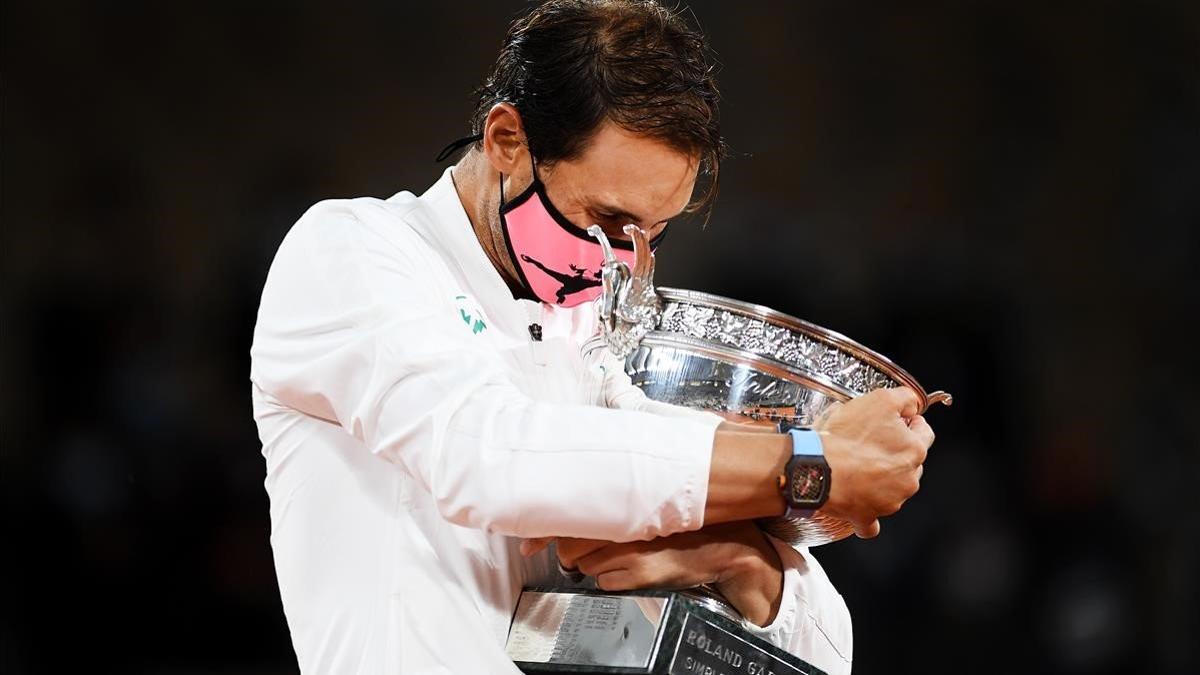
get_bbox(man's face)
[530,121,699,245]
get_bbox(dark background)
[4,1,1198,673]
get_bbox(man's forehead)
[585,182,693,223]
[552,124,699,222]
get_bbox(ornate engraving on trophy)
[659,300,906,397]
[729,367,781,398]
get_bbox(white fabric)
[250,166,853,674]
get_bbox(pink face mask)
[499,165,667,307]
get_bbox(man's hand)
[550,522,785,626]
[817,387,935,539]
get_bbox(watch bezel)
[785,454,830,509]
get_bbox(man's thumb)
[854,519,881,539]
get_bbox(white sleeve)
[250,201,719,543]
[740,537,854,675]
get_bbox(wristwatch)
[776,421,831,519]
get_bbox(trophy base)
[507,587,826,675]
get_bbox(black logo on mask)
[520,255,602,304]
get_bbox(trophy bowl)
[583,287,952,548]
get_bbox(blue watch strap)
[787,428,824,457]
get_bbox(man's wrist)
[713,525,784,627]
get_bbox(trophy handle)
[587,225,629,329]
[926,390,954,409]
[588,225,662,357]
[623,223,656,296]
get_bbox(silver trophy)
[505,225,950,674]
[585,224,951,547]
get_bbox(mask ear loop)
[500,144,538,210]
[435,133,483,163]
[527,147,542,186]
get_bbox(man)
[250,1,935,673]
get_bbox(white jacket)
[250,166,853,674]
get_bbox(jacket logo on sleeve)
[454,295,488,335]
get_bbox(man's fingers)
[576,542,647,578]
[555,538,609,569]
[520,537,554,558]
[595,570,636,591]
[854,519,881,539]
[908,414,935,448]
[887,387,921,419]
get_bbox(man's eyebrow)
[591,202,686,225]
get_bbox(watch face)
[789,464,826,505]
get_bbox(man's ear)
[482,103,528,178]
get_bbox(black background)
[4,1,1198,673]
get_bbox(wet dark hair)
[471,0,725,218]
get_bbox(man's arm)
[549,524,852,674]
[552,523,784,624]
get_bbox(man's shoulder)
[265,191,453,282]
[286,194,429,252]
[254,193,457,317]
